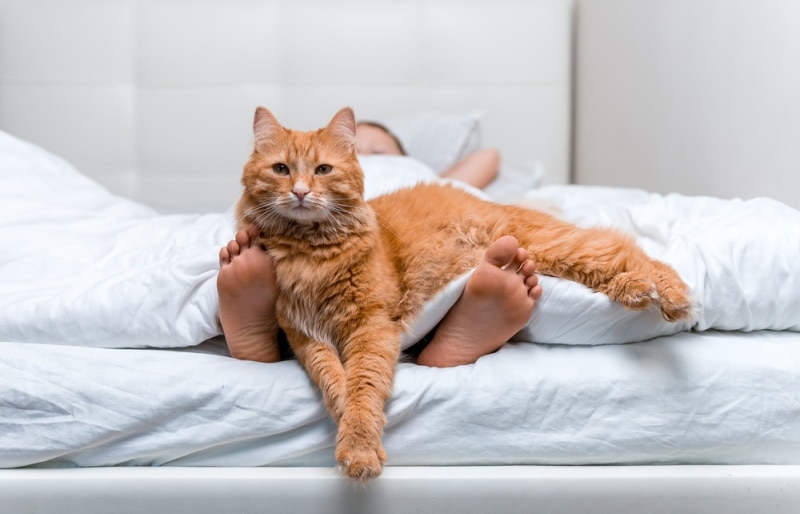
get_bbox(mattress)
[3,330,800,468]
[2,129,800,469]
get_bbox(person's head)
[355,121,406,156]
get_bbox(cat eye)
[315,164,333,175]
[272,163,289,176]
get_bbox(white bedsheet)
[3,330,800,468]
[2,130,800,468]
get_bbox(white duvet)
[2,130,800,468]
[1,131,798,350]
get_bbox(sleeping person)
[218,121,541,368]
[355,120,500,190]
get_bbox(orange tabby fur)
[236,107,692,481]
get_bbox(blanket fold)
[1,131,799,350]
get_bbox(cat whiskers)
[322,200,374,231]
[242,196,372,236]
[319,201,354,229]
[242,202,285,230]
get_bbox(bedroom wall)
[573,0,800,209]
[0,0,573,212]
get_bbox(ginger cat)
[236,107,692,481]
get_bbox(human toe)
[528,282,543,300]
[219,246,232,266]
[517,259,537,277]
[483,236,520,268]
[226,239,242,258]
[235,228,254,249]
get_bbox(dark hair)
[356,121,407,156]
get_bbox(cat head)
[239,107,367,228]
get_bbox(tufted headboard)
[0,0,574,212]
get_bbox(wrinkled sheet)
[2,130,800,468]
[3,331,800,468]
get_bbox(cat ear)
[253,106,282,149]
[326,107,357,152]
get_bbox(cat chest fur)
[270,240,401,349]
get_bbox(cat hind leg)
[604,267,693,322]
[650,267,694,321]
[603,271,658,311]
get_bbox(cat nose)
[293,184,310,201]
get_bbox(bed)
[3,0,800,512]
[3,122,800,512]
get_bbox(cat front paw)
[335,413,387,482]
[336,440,387,482]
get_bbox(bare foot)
[217,225,281,363]
[416,235,542,367]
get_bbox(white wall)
[574,0,800,209]
[0,0,573,212]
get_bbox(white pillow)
[383,111,483,173]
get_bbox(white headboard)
[0,0,574,212]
